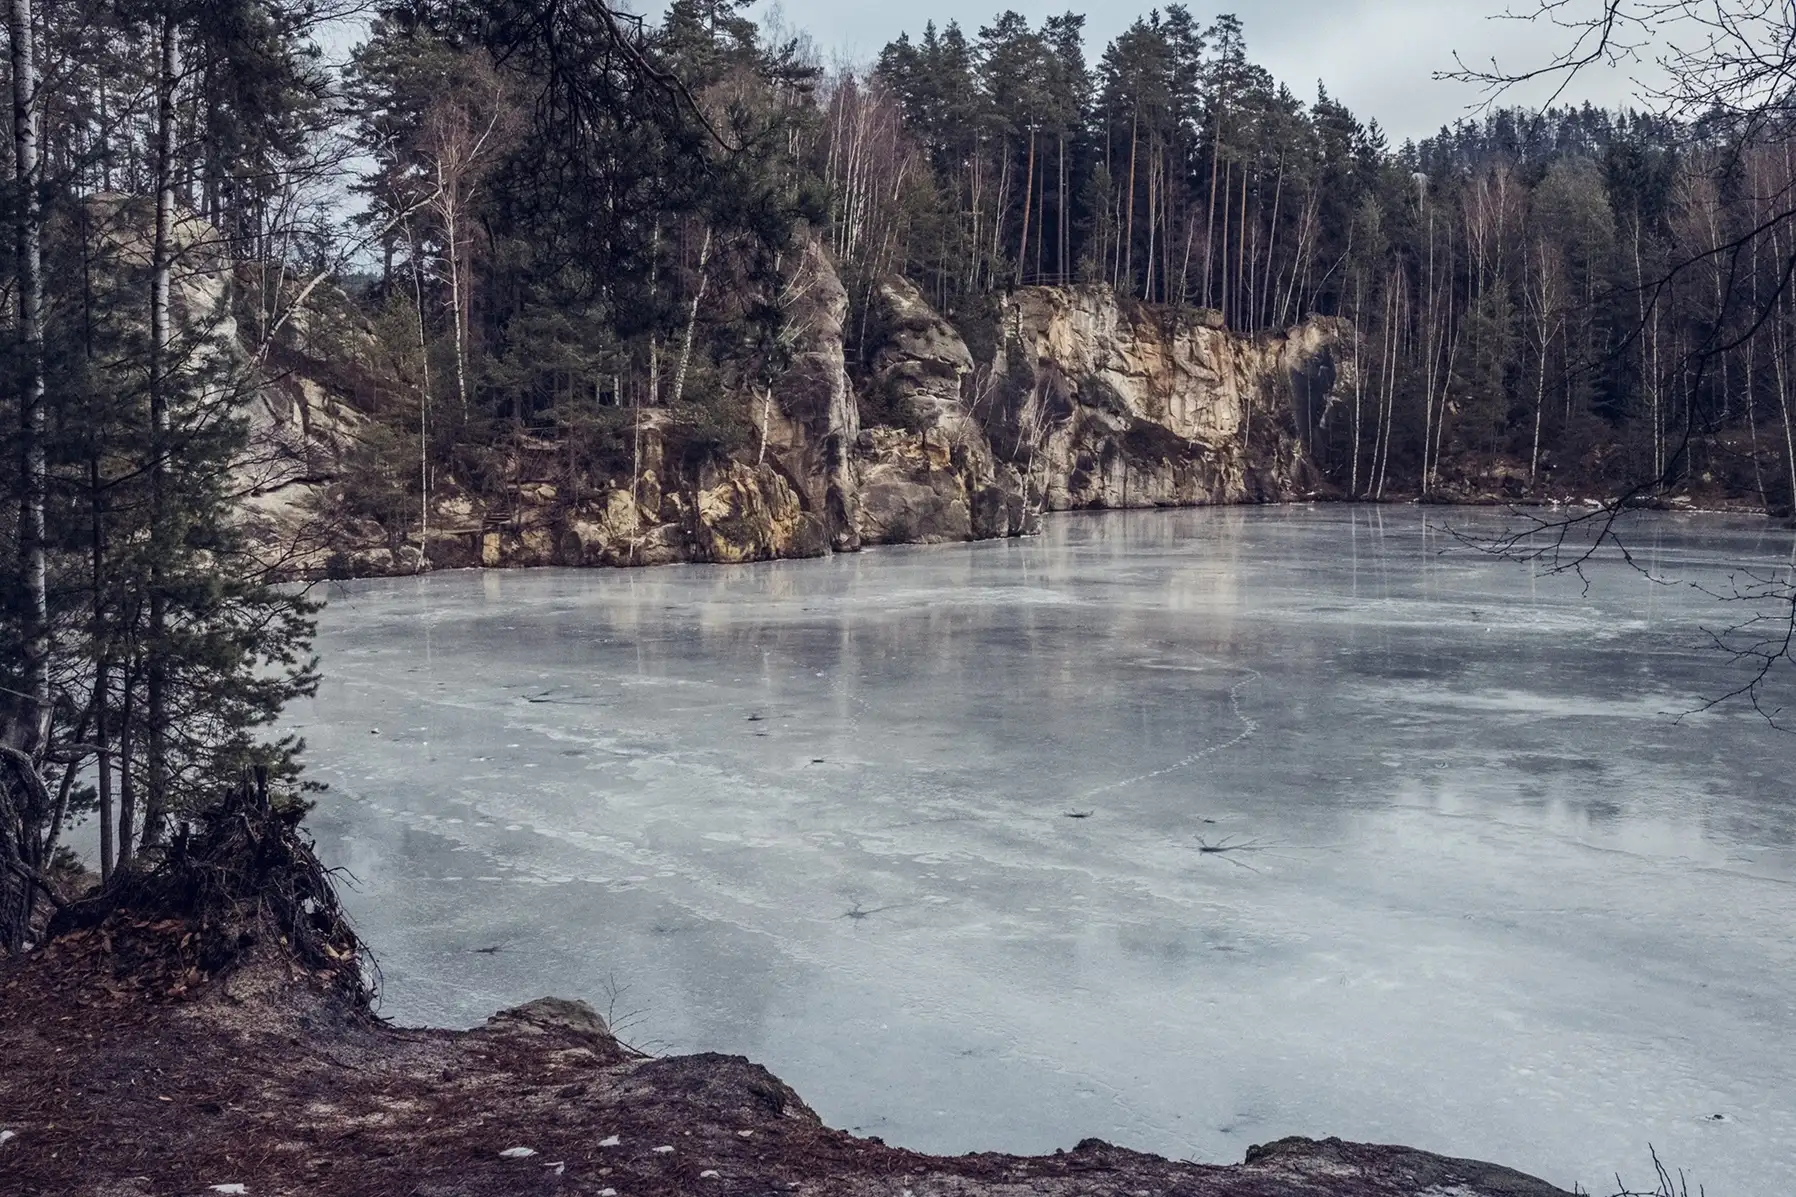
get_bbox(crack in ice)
[1076,667,1260,802]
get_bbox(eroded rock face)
[979,285,1346,510]
[854,276,1033,545]
[250,237,1352,579]
[531,459,826,571]
[761,235,863,553]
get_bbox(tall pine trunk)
[91,455,113,881]
[1236,168,1248,331]
[10,0,48,761]
[1350,269,1363,496]
[409,224,434,569]
[1057,134,1067,282]
[1015,131,1034,287]
[1203,107,1222,310]
[1218,159,1232,324]
[116,696,135,871]
[143,7,179,849]
[1123,109,1138,291]
[1776,226,1796,512]
[445,200,468,414]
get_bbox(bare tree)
[1523,237,1567,483]
[1447,0,1796,721]
[420,59,512,416]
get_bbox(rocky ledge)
[0,962,1573,1197]
[243,235,1348,579]
[0,790,1575,1197]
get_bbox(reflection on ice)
[296,506,1796,1196]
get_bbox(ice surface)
[295,506,1796,1195]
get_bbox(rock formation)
[854,275,1033,544]
[979,284,1344,511]
[764,236,864,553]
[0,956,1580,1197]
[245,236,1353,578]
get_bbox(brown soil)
[0,930,1579,1197]
[1,800,1576,1197]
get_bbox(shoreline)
[0,943,1579,1197]
[304,494,1793,585]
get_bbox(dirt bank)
[0,944,1574,1197]
[0,920,1580,1193]
[0,797,1577,1197]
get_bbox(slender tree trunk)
[1219,158,1232,324]
[671,224,712,406]
[143,7,179,850]
[1747,216,1766,506]
[1776,227,1796,511]
[116,673,136,871]
[1048,132,1063,280]
[1143,148,1157,301]
[1350,269,1363,496]
[991,143,1012,277]
[10,0,48,762]
[444,195,469,415]
[647,220,661,405]
[1247,178,1260,328]
[1123,108,1139,290]
[1016,131,1034,287]
[1532,323,1550,485]
[1203,106,1222,310]
[1262,158,1285,329]
[1782,343,1796,514]
[1375,271,1400,499]
[1632,211,1659,484]
[757,385,773,466]
[1035,133,1046,283]
[1431,289,1461,491]
[44,704,90,853]
[1529,243,1552,485]
[1160,148,1173,303]
[1779,150,1796,509]
[98,76,112,191]
[1237,167,1248,332]
[409,225,433,569]
[1177,214,1196,307]
[1420,200,1437,493]
[90,454,113,882]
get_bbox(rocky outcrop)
[853,276,1033,545]
[240,288,391,573]
[750,236,863,553]
[980,285,1346,511]
[551,456,828,569]
[0,943,1580,1197]
[428,237,857,574]
[78,198,408,579]
[246,238,1353,578]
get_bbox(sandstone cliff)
[980,285,1343,512]
[257,239,1351,577]
[854,275,1034,545]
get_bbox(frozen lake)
[296,506,1796,1195]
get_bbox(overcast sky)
[654,0,1661,142]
